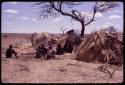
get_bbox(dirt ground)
[1,33,123,83]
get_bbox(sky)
[1,1,123,34]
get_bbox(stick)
[21,52,36,55]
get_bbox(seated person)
[6,45,17,58]
[35,46,41,58]
[35,44,47,58]
[56,44,64,55]
[47,45,55,59]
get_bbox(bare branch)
[84,2,97,26]
[51,2,80,21]
[64,2,83,8]
[60,26,67,35]
[84,2,119,26]
[96,2,119,12]
[72,10,84,20]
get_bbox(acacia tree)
[35,2,119,37]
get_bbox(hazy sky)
[2,2,123,34]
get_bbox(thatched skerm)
[57,29,81,53]
[31,32,57,50]
[76,28,123,65]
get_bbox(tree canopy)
[35,2,119,37]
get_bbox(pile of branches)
[76,28,123,65]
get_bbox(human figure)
[35,46,41,58]
[41,44,47,58]
[47,45,52,59]
[46,45,55,59]
[6,45,17,58]
[35,44,47,58]
[56,44,64,55]
[64,39,73,53]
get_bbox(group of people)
[5,44,57,59]
[5,38,73,59]
[35,44,55,59]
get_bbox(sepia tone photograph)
[1,1,123,83]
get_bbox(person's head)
[38,46,41,49]
[58,44,61,47]
[41,44,44,47]
[9,45,13,48]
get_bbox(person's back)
[47,46,52,55]
[6,45,17,58]
[35,46,41,58]
[56,44,64,55]
[41,44,47,54]
[47,46,55,59]
[35,44,49,59]
[6,48,12,58]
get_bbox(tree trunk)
[80,21,85,38]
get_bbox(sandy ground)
[1,33,123,83]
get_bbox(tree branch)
[84,2,97,26]
[51,2,80,21]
